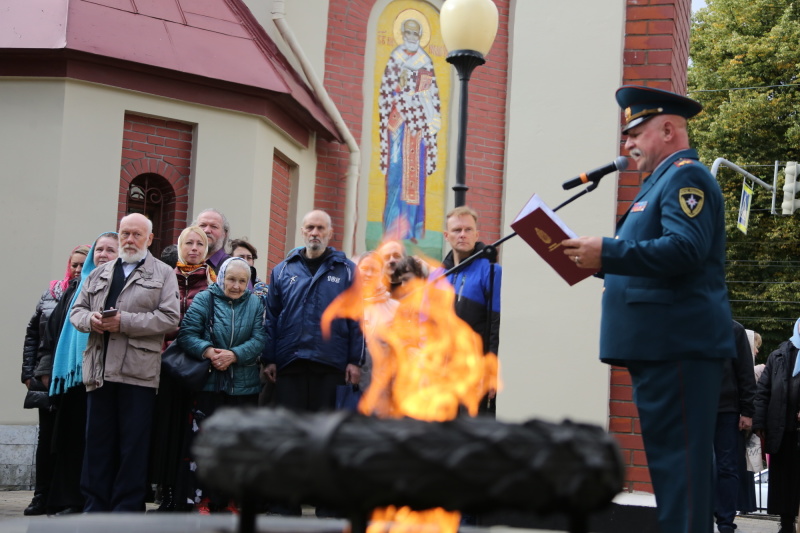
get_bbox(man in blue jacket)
[261,210,363,411]
[563,86,735,533]
[442,206,501,415]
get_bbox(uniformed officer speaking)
[563,86,735,533]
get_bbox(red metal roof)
[0,0,340,142]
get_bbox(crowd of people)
[21,206,502,516]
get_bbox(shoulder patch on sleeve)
[679,187,705,218]
[674,158,694,167]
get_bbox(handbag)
[335,383,362,412]
[161,292,215,391]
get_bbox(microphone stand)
[439,180,602,281]
[422,179,600,412]
[432,179,603,414]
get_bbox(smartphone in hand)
[101,308,118,318]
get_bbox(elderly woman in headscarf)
[149,226,216,512]
[177,256,265,514]
[44,233,118,515]
[753,318,800,533]
[21,243,90,516]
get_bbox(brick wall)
[269,153,293,273]
[315,0,509,249]
[119,114,193,251]
[611,0,692,493]
[314,0,370,249]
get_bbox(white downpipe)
[271,0,360,256]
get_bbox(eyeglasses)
[236,254,254,261]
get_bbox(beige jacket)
[70,253,180,391]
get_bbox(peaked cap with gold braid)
[616,85,703,134]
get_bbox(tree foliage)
[688,0,800,359]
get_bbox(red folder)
[510,193,598,286]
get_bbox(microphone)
[562,156,629,190]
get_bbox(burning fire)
[368,506,462,533]
[322,250,500,533]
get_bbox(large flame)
[322,251,500,533]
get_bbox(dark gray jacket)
[22,288,60,383]
[753,340,799,454]
[718,321,757,416]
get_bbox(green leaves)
[689,0,800,356]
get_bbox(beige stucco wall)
[496,0,625,426]
[245,0,331,81]
[0,77,319,424]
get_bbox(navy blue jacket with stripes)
[261,247,364,372]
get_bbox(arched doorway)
[126,173,175,257]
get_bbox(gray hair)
[193,208,230,245]
[302,209,333,229]
[120,213,153,234]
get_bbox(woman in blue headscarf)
[753,318,800,533]
[45,232,118,515]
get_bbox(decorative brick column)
[610,0,692,493]
[269,153,294,273]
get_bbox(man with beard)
[262,210,363,409]
[562,86,734,533]
[70,213,180,512]
[193,208,230,274]
[261,210,364,516]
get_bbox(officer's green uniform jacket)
[598,148,735,365]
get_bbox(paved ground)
[0,490,786,532]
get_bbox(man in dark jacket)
[261,210,363,409]
[442,206,501,415]
[753,318,800,533]
[715,321,757,533]
[260,210,363,518]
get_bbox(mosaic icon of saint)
[378,16,441,242]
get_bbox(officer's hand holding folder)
[511,193,598,286]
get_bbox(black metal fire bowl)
[193,407,624,533]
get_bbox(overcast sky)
[692,0,707,12]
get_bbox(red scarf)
[176,261,217,283]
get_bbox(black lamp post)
[440,0,499,207]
